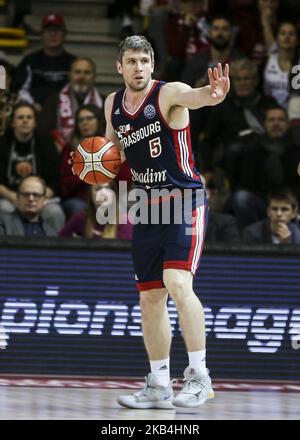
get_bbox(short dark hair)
[117,35,154,63]
[17,175,47,195]
[267,189,298,210]
[11,102,37,121]
[208,14,233,28]
[264,105,288,120]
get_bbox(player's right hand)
[68,151,76,175]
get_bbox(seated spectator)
[264,21,300,108]
[40,57,104,146]
[0,176,57,237]
[228,105,300,228]
[0,102,65,232]
[11,14,76,112]
[59,181,133,240]
[59,104,105,219]
[201,58,277,179]
[140,0,175,76]
[207,0,279,62]
[243,189,300,244]
[181,14,245,151]
[181,14,243,88]
[164,0,209,81]
[202,175,241,244]
[0,60,17,136]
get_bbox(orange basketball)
[73,137,121,185]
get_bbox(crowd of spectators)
[0,0,300,245]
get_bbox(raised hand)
[208,63,230,100]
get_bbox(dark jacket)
[0,210,57,237]
[0,129,60,193]
[243,219,300,244]
[206,211,241,244]
[11,49,76,106]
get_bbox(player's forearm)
[190,85,226,109]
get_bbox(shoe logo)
[158,365,167,370]
[114,108,120,115]
[164,395,172,400]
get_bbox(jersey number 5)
[149,137,162,158]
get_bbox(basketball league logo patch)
[144,104,156,119]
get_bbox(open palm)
[208,63,230,99]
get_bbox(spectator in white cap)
[12,13,76,112]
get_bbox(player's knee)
[163,277,186,298]
[139,290,167,314]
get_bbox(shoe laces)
[182,376,206,394]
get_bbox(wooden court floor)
[0,386,299,420]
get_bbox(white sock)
[150,357,170,387]
[188,350,206,373]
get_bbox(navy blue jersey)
[111,80,204,191]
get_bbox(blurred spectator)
[228,105,300,228]
[59,104,105,219]
[0,61,17,136]
[108,0,140,39]
[264,21,300,108]
[202,174,241,244]
[0,176,57,237]
[40,57,104,146]
[208,0,279,63]
[181,14,242,88]
[0,102,65,232]
[243,189,300,244]
[7,0,37,34]
[140,0,175,76]
[59,181,133,240]
[201,59,277,179]
[164,0,209,81]
[11,14,76,111]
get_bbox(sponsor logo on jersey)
[131,167,167,185]
[144,104,156,119]
[117,121,162,150]
[114,108,120,115]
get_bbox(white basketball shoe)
[172,367,215,408]
[117,373,174,409]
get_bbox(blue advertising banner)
[0,240,299,380]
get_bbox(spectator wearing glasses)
[0,102,65,233]
[0,176,57,237]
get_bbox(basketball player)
[73,35,230,409]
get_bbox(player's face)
[267,200,297,225]
[264,109,289,138]
[117,50,154,92]
[77,110,99,137]
[17,179,46,217]
[12,107,36,138]
[70,60,95,96]
[277,23,298,50]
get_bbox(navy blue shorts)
[132,198,208,291]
